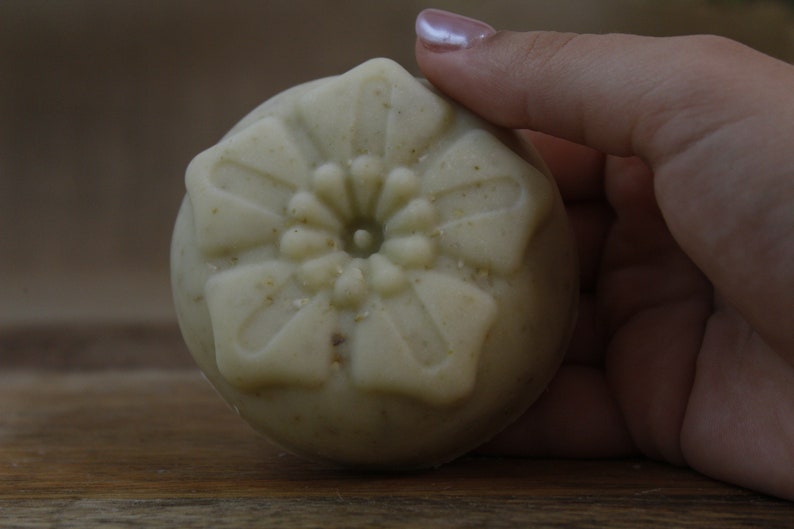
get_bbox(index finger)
[517,130,604,202]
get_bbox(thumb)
[415,8,794,354]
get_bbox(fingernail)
[415,8,495,52]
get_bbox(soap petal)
[350,297,447,404]
[409,271,497,373]
[205,262,335,390]
[186,117,311,254]
[298,58,452,165]
[423,130,553,273]
[383,64,453,166]
[349,271,497,406]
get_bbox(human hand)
[415,9,794,500]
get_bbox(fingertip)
[414,9,504,118]
[518,131,605,201]
[415,8,495,53]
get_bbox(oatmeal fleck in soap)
[171,58,577,468]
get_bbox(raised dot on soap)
[333,263,368,308]
[280,227,339,260]
[375,167,419,221]
[384,198,437,236]
[313,162,352,221]
[288,191,342,232]
[381,235,436,268]
[297,251,349,291]
[314,162,344,181]
[353,229,374,251]
[350,154,383,179]
[350,155,384,215]
[369,254,406,296]
[343,218,384,258]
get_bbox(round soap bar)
[171,58,577,468]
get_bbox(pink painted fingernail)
[415,8,495,52]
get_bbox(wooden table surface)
[1,325,792,528]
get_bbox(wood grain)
[1,326,792,527]
[2,2,793,525]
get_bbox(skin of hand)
[415,9,794,500]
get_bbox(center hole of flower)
[344,219,383,258]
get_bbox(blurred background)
[1,0,793,328]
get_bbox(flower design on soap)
[185,59,551,406]
[281,156,438,309]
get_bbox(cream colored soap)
[171,58,577,468]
